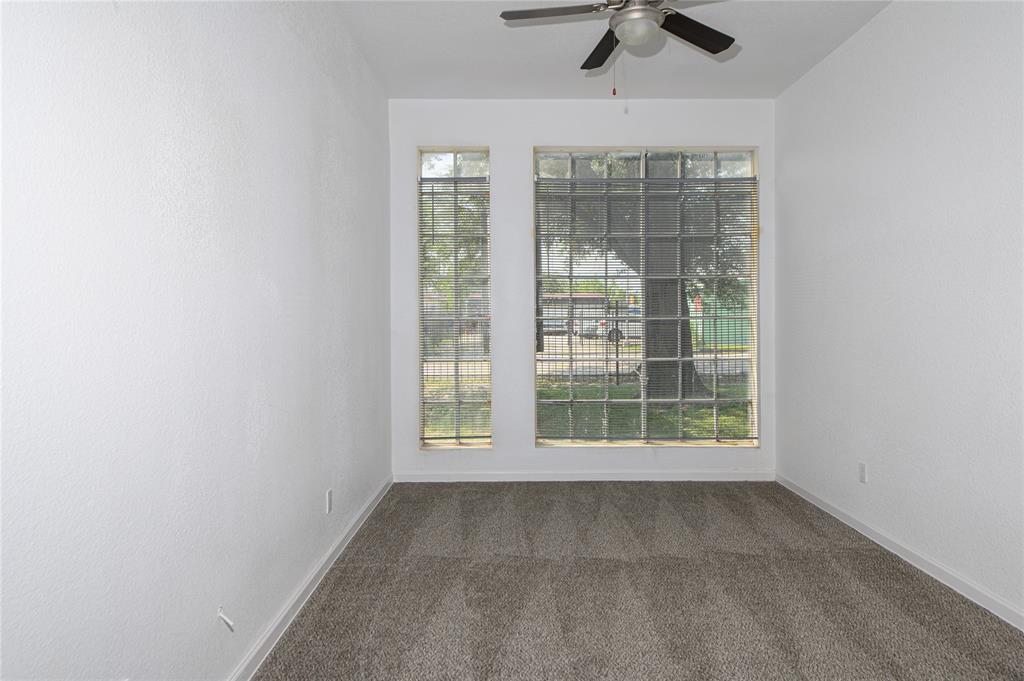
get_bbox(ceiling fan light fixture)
[608,4,665,46]
[614,16,659,45]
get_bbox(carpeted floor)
[253,482,1024,680]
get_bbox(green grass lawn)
[420,374,755,442]
[536,377,753,441]
[421,401,492,440]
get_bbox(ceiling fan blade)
[500,3,607,21]
[581,29,619,70]
[660,10,735,54]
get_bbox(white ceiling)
[332,0,887,99]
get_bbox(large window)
[418,150,492,447]
[535,149,759,445]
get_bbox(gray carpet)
[253,482,1024,680]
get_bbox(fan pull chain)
[612,60,617,96]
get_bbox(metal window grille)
[419,151,492,447]
[535,150,759,444]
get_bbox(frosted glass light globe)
[614,17,659,46]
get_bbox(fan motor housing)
[608,3,665,32]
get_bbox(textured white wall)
[389,99,776,480]
[2,4,390,679]
[776,2,1023,619]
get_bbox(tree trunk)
[643,279,712,400]
[608,237,711,401]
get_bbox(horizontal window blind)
[535,150,758,444]
[419,151,492,446]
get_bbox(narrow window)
[419,149,492,447]
[535,149,759,445]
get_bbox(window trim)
[532,146,761,448]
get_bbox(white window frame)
[532,146,760,447]
[417,147,493,449]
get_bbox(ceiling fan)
[499,0,735,70]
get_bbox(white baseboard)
[776,475,1024,632]
[393,469,775,482]
[227,475,393,681]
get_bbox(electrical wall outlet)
[326,488,333,514]
[858,462,868,483]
